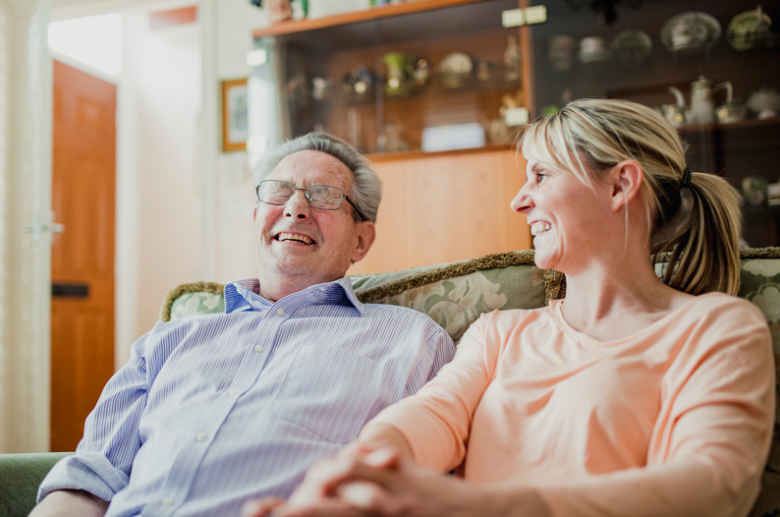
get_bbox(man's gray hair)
[254,132,382,223]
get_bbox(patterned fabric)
[739,257,780,517]
[356,261,545,344]
[169,291,224,320]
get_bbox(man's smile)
[274,232,315,245]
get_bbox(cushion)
[352,250,548,343]
[0,452,73,517]
[160,281,225,322]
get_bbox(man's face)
[253,150,375,294]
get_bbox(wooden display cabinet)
[252,0,528,155]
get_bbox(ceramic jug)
[689,75,715,125]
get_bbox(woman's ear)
[610,160,643,213]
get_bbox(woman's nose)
[510,184,533,213]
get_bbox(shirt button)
[196,432,208,442]
[254,344,264,353]
[161,497,174,507]
[228,389,239,396]
[276,308,284,316]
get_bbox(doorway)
[50,59,116,452]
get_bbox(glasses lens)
[258,180,294,204]
[306,185,344,209]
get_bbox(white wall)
[118,2,203,365]
[213,1,268,284]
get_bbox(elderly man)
[32,133,455,517]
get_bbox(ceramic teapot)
[714,81,747,124]
[667,75,716,125]
[689,75,716,125]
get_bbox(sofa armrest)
[0,452,73,517]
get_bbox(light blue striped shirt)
[39,277,454,516]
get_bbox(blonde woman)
[246,99,774,517]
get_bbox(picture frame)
[221,78,249,152]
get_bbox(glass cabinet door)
[525,0,780,246]
[249,0,526,157]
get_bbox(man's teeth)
[277,232,313,244]
[531,222,552,236]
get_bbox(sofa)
[3,248,780,517]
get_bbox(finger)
[241,497,286,517]
[299,455,379,500]
[361,447,399,469]
[338,481,386,509]
[282,498,368,517]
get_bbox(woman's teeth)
[531,222,551,236]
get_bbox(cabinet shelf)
[677,116,780,134]
[252,0,522,156]
[251,0,496,39]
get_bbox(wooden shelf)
[368,142,514,162]
[677,116,780,134]
[252,0,493,39]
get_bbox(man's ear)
[610,160,643,213]
[351,221,376,263]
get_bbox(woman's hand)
[242,446,549,517]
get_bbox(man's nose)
[284,189,312,219]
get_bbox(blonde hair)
[520,98,742,296]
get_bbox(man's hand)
[29,490,109,517]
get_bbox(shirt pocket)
[271,345,386,444]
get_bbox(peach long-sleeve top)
[370,293,775,517]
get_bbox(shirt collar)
[223,277,364,315]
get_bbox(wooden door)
[51,60,116,452]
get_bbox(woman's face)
[510,157,615,273]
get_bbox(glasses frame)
[256,180,367,222]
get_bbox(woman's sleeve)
[367,311,507,472]
[534,300,775,517]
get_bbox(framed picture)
[221,78,249,152]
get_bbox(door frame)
[3,0,53,453]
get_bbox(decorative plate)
[660,11,722,54]
[727,6,773,50]
[611,29,652,67]
[438,52,473,88]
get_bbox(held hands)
[241,443,500,517]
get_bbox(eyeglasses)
[256,180,366,222]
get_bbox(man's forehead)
[271,150,352,186]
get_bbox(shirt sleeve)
[400,321,455,397]
[37,329,153,503]
[535,299,775,517]
[371,312,502,472]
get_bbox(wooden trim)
[519,0,535,120]
[149,6,197,30]
[252,0,492,38]
[367,143,516,163]
[221,78,249,152]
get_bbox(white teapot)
[667,75,716,126]
[689,75,716,125]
